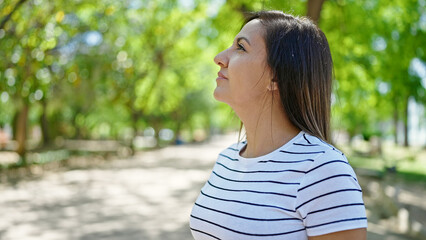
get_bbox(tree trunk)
[16,103,29,164]
[174,121,182,144]
[393,98,399,145]
[307,0,326,25]
[71,107,82,139]
[12,110,19,140]
[403,96,409,147]
[40,99,50,146]
[153,122,161,148]
[130,109,139,155]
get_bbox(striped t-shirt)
[190,131,367,239]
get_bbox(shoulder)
[297,132,345,156]
[296,133,356,178]
[297,132,348,162]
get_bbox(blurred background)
[0,0,425,239]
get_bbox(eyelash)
[236,42,246,51]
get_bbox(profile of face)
[213,19,274,110]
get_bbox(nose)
[214,49,228,68]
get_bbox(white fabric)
[190,131,367,240]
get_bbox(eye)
[236,42,246,51]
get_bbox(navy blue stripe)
[200,190,296,213]
[219,153,238,161]
[280,150,325,154]
[303,134,311,144]
[303,203,365,219]
[306,217,367,229]
[296,189,362,210]
[258,159,314,164]
[216,162,306,174]
[194,202,301,221]
[190,227,221,240]
[297,174,354,192]
[191,215,306,236]
[212,171,299,185]
[207,180,296,198]
[306,160,349,173]
[293,143,320,146]
[227,147,239,151]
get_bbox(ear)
[267,81,279,91]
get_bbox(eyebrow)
[236,36,251,45]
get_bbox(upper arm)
[309,228,367,240]
[295,150,367,236]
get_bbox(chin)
[213,89,223,101]
[214,88,234,105]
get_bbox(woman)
[190,11,367,240]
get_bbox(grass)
[340,140,426,183]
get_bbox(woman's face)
[213,19,272,109]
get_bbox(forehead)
[236,19,265,45]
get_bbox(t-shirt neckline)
[237,131,304,163]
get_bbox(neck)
[235,95,300,158]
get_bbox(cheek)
[229,58,268,90]
[228,57,253,83]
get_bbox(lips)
[217,72,228,80]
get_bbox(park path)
[0,134,235,240]
[0,134,424,240]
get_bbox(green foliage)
[0,0,425,151]
[321,0,426,139]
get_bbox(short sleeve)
[294,150,367,236]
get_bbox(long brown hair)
[244,11,333,142]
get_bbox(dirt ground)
[0,134,424,240]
